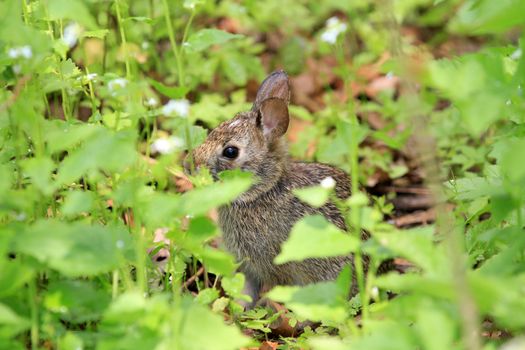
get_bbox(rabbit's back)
[219,161,353,288]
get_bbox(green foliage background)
[1,0,525,349]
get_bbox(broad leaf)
[275,215,358,264]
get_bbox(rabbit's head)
[190,70,290,202]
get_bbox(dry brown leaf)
[259,341,279,350]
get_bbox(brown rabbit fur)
[191,71,359,308]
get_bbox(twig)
[181,266,204,290]
[392,195,435,210]
[377,186,431,195]
[393,208,436,227]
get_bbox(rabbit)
[189,70,361,308]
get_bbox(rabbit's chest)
[218,200,299,261]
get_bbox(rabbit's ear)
[253,70,290,110]
[259,97,289,141]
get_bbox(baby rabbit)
[191,71,358,308]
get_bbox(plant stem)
[134,217,147,293]
[114,0,131,79]
[28,278,39,350]
[348,114,369,326]
[380,0,482,348]
[161,0,194,88]
[21,0,30,25]
[112,270,119,299]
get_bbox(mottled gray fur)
[191,71,360,307]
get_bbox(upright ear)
[252,70,290,110]
[259,97,289,141]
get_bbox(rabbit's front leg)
[239,275,261,310]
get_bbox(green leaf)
[375,273,455,300]
[375,227,449,276]
[185,29,243,52]
[61,190,95,216]
[20,157,56,195]
[44,120,99,154]
[266,279,348,323]
[221,52,248,86]
[58,332,84,350]
[43,280,111,323]
[293,186,330,208]
[450,0,525,35]
[221,273,246,299]
[194,288,219,305]
[427,54,508,136]
[0,303,30,338]
[501,138,525,183]
[149,79,189,99]
[14,220,131,277]
[175,297,250,350]
[56,128,137,185]
[415,303,455,350]
[274,215,358,264]
[0,255,34,298]
[179,172,253,217]
[197,247,237,276]
[139,192,181,228]
[188,216,217,242]
[48,0,98,29]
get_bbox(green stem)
[112,270,119,299]
[162,0,193,88]
[348,113,368,326]
[134,216,147,293]
[21,0,30,25]
[114,0,131,79]
[28,278,39,350]
[85,67,98,120]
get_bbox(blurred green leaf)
[0,303,30,338]
[293,186,331,208]
[43,280,111,323]
[266,278,348,323]
[56,128,137,185]
[14,220,131,277]
[48,0,98,29]
[275,215,358,264]
[20,156,55,195]
[149,79,189,99]
[61,190,95,216]
[450,0,525,34]
[185,29,243,52]
[179,171,252,217]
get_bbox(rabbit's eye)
[222,146,239,159]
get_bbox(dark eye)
[222,146,239,159]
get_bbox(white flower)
[8,45,33,59]
[86,73,97,81]
[161,99,190,117]
[78,73,98,84]
[151,136,185,154]
[145,97,158,107]
[320,176,336,189]
[62,22,83,48]
[320,17,347,44]
[141,41,150,50]
[371,286,379,300]
[108,78,128,95]
[511,48,522,61]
